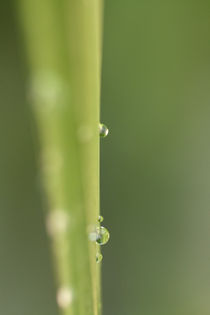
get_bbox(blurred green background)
[101,1,210,315]
[1,0,210,314]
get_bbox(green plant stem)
[18,1,102,314]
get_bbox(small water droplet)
[98,215,104,223]
[99,123,109,138]
[96,253,103,263]
[57,286,73,309]
[96,226,110,245]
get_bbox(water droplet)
[99,123,109,138]
[96,226,110,245]
[96,253,103,263]
[56,286,73,309]
[98,215,104,223]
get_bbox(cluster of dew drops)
[53,123,110,311]
[91,123,110,264]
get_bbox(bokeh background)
[1,1,210,315]
[101,1,210,315]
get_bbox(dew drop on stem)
[99,123,109,138]
[98,215,104,223]
[95,226,110,245]
[96,253,103,263]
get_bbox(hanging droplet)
[98,215,104,223]
[96,226,110,245]
[99,123,109,138]
[96,253,103,263]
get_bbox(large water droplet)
[98,215,104,223]
[99,123,109,138]
[96,226,110,245]
[96,253,103,263]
